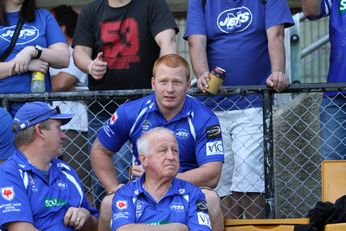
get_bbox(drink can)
[205,66,226,95]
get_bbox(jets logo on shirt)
[175,128,189,139]
[0,25,39,45]
[116,200,128,210]
[110,112,118,125]
[217,7,253,33]
[1,187,15,201]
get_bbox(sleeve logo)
[206,141,224,155]
[197,212,211,228]
[1,187,15,201]
[206,125,221,140]
[116,200,128,210]
[110,112,118,125]
[196,200,208,212]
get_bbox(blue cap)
[13,101,74,134]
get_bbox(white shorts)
[215,108,264,197]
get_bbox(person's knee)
[99,194,114,219]
[202,188,221,209]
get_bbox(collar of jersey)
[148,93,194,121]
[12,148,70,172]
[134,174,183,198]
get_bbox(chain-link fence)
[1,84,345,219]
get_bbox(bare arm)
[154,29,177,56]
[7,222,39,231]
[73,45,93,74]
[118,223,189,231]
[91,138,120,194]
[51,72,77,92]
[266,24,288,92]
[187,34,209,92]
[176,162,222,188]
[301,0,322,17]
[40,42,69,68]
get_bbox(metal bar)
[301,34,329,58]
[263,89,275,218]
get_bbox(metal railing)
[2,83,346,218]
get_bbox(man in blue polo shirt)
[0,108,15,163]
[92,54,224,231]
[111,127,211,230]
[301,0,346,161]
[0,102,98,231]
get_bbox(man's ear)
[35,124,45,139]
[139,154,147,167]
[151,77,155,90]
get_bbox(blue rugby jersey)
[0,149,98,230]
[111,175,211,230]
[98,93,224,173]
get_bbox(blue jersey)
[0,108,15,160]
[111,175,211,230]
[0,149,98,230]
[0,9,66,94]
[314,1,346,85]
[98,93,224,173]
[184,0,294,110]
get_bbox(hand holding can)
[205,66,226,95]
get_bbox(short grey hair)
[136,127,176,156]
[13,119,51,147]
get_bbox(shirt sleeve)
[186,187,212,230]
[149,0,178,37]
[44,10,67,46]
[194,113,224,166]
[111,187,136,230]
[72,4,95,48]
[264,0,294,30]
[97,104,131,153]
[184,0,207,40]
[0,169,34,227]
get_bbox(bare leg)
[202,188,224,231]
[98,194,114,231]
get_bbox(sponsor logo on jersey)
[206,140,224,155]
[113,211,130,220]
[110,112,118,125]
[206,125,221,139]
[340,0,346,13]
[44,198,66,208]
[141,120,151,132]
[169,202,185,212]
[28,174,38,192]
[217,7,252,33]
[135,199,144,218]
[196,200,208,212]
[57,180,68,190]
[116,200,127,210]
[197,212,211,228]
[175,128,189,139]
[1,187,15,201]
[0,25,39,45]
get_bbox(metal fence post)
[289,13,302,84]
[263,89,275,218]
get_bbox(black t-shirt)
[73,0,178,91]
